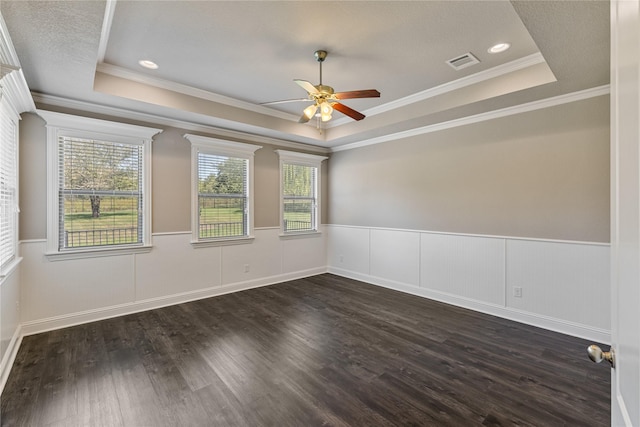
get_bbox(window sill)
[0,257,23,283]
[45,245,153,261]
[279,230,323,240]
[191,236,255,248]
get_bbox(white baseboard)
[328,266,611,345]
[21,267,327,337]
[0,324,23,396]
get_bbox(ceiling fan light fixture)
[303,104,318,120]
[284,50,380,124]
[320,101,333,122]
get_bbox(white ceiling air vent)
[446,52,480,71]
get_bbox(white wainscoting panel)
[327,225,370,275]
[0,267,20,365]
[1,265,22,394]
[326,225,611,343]
[506,239,610,330]
[20,240,136,322]
[18,229,327,336]
[420,233,505,305]
[370,229,420,287]
[135,233,222,300]
[222,228,282,285]
[281,229,327,274]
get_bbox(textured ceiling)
[0,0,609,149]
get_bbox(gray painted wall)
[20,95,608,243]
[327,95,610,243]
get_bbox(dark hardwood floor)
[1,274,610,426]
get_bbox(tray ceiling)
[1,1,609,149]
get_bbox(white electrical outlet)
[513,287,523,298]
[244,264,250,273]
[339,255,344,263]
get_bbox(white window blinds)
[58,136,143,249]
[197,152,248,239]
[0,107,17,270]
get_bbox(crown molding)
[31,92,330,154]
[92,0,292,125]
[0,14,35,113]
[95,62,300,123]
[2,70,34,114]
[96,0,117,64]
[331,85,610,152]
[31,84,608,156]
[328,52,549,128]
[0,12,20,67]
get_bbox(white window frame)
[39,110,161,260]
[185,134,261,247]
[275,150,327,237]
[0,98,20,278]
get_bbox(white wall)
[327,224,610,344]
[18,228,326,335]
[17,224,611,344]
[0,266,22,393]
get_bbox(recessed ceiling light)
[488,43,511,54]
[138,59,158,70]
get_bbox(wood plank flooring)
[1,274,610,426]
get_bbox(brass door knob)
[587,345,615,368]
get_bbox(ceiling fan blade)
[294,79,319,94]
[260,98,312,106]
[332,102,366,121]
[334,89,381,100]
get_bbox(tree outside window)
[276,150,327,235]
[186,134,261,246]
[60,137,143,248]
[197,154,247,239]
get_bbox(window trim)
[0,98,19,275]
[184,134,261,247]
[39,110,161,260]
[275,150,327,237]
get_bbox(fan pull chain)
[316,116,324,134]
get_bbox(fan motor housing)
[315,84,334,95]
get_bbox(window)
[58,137,143,248]
[0,101,18,273]
[185,134,261,246]
[275,150,327,234]
[40,111,161,259]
